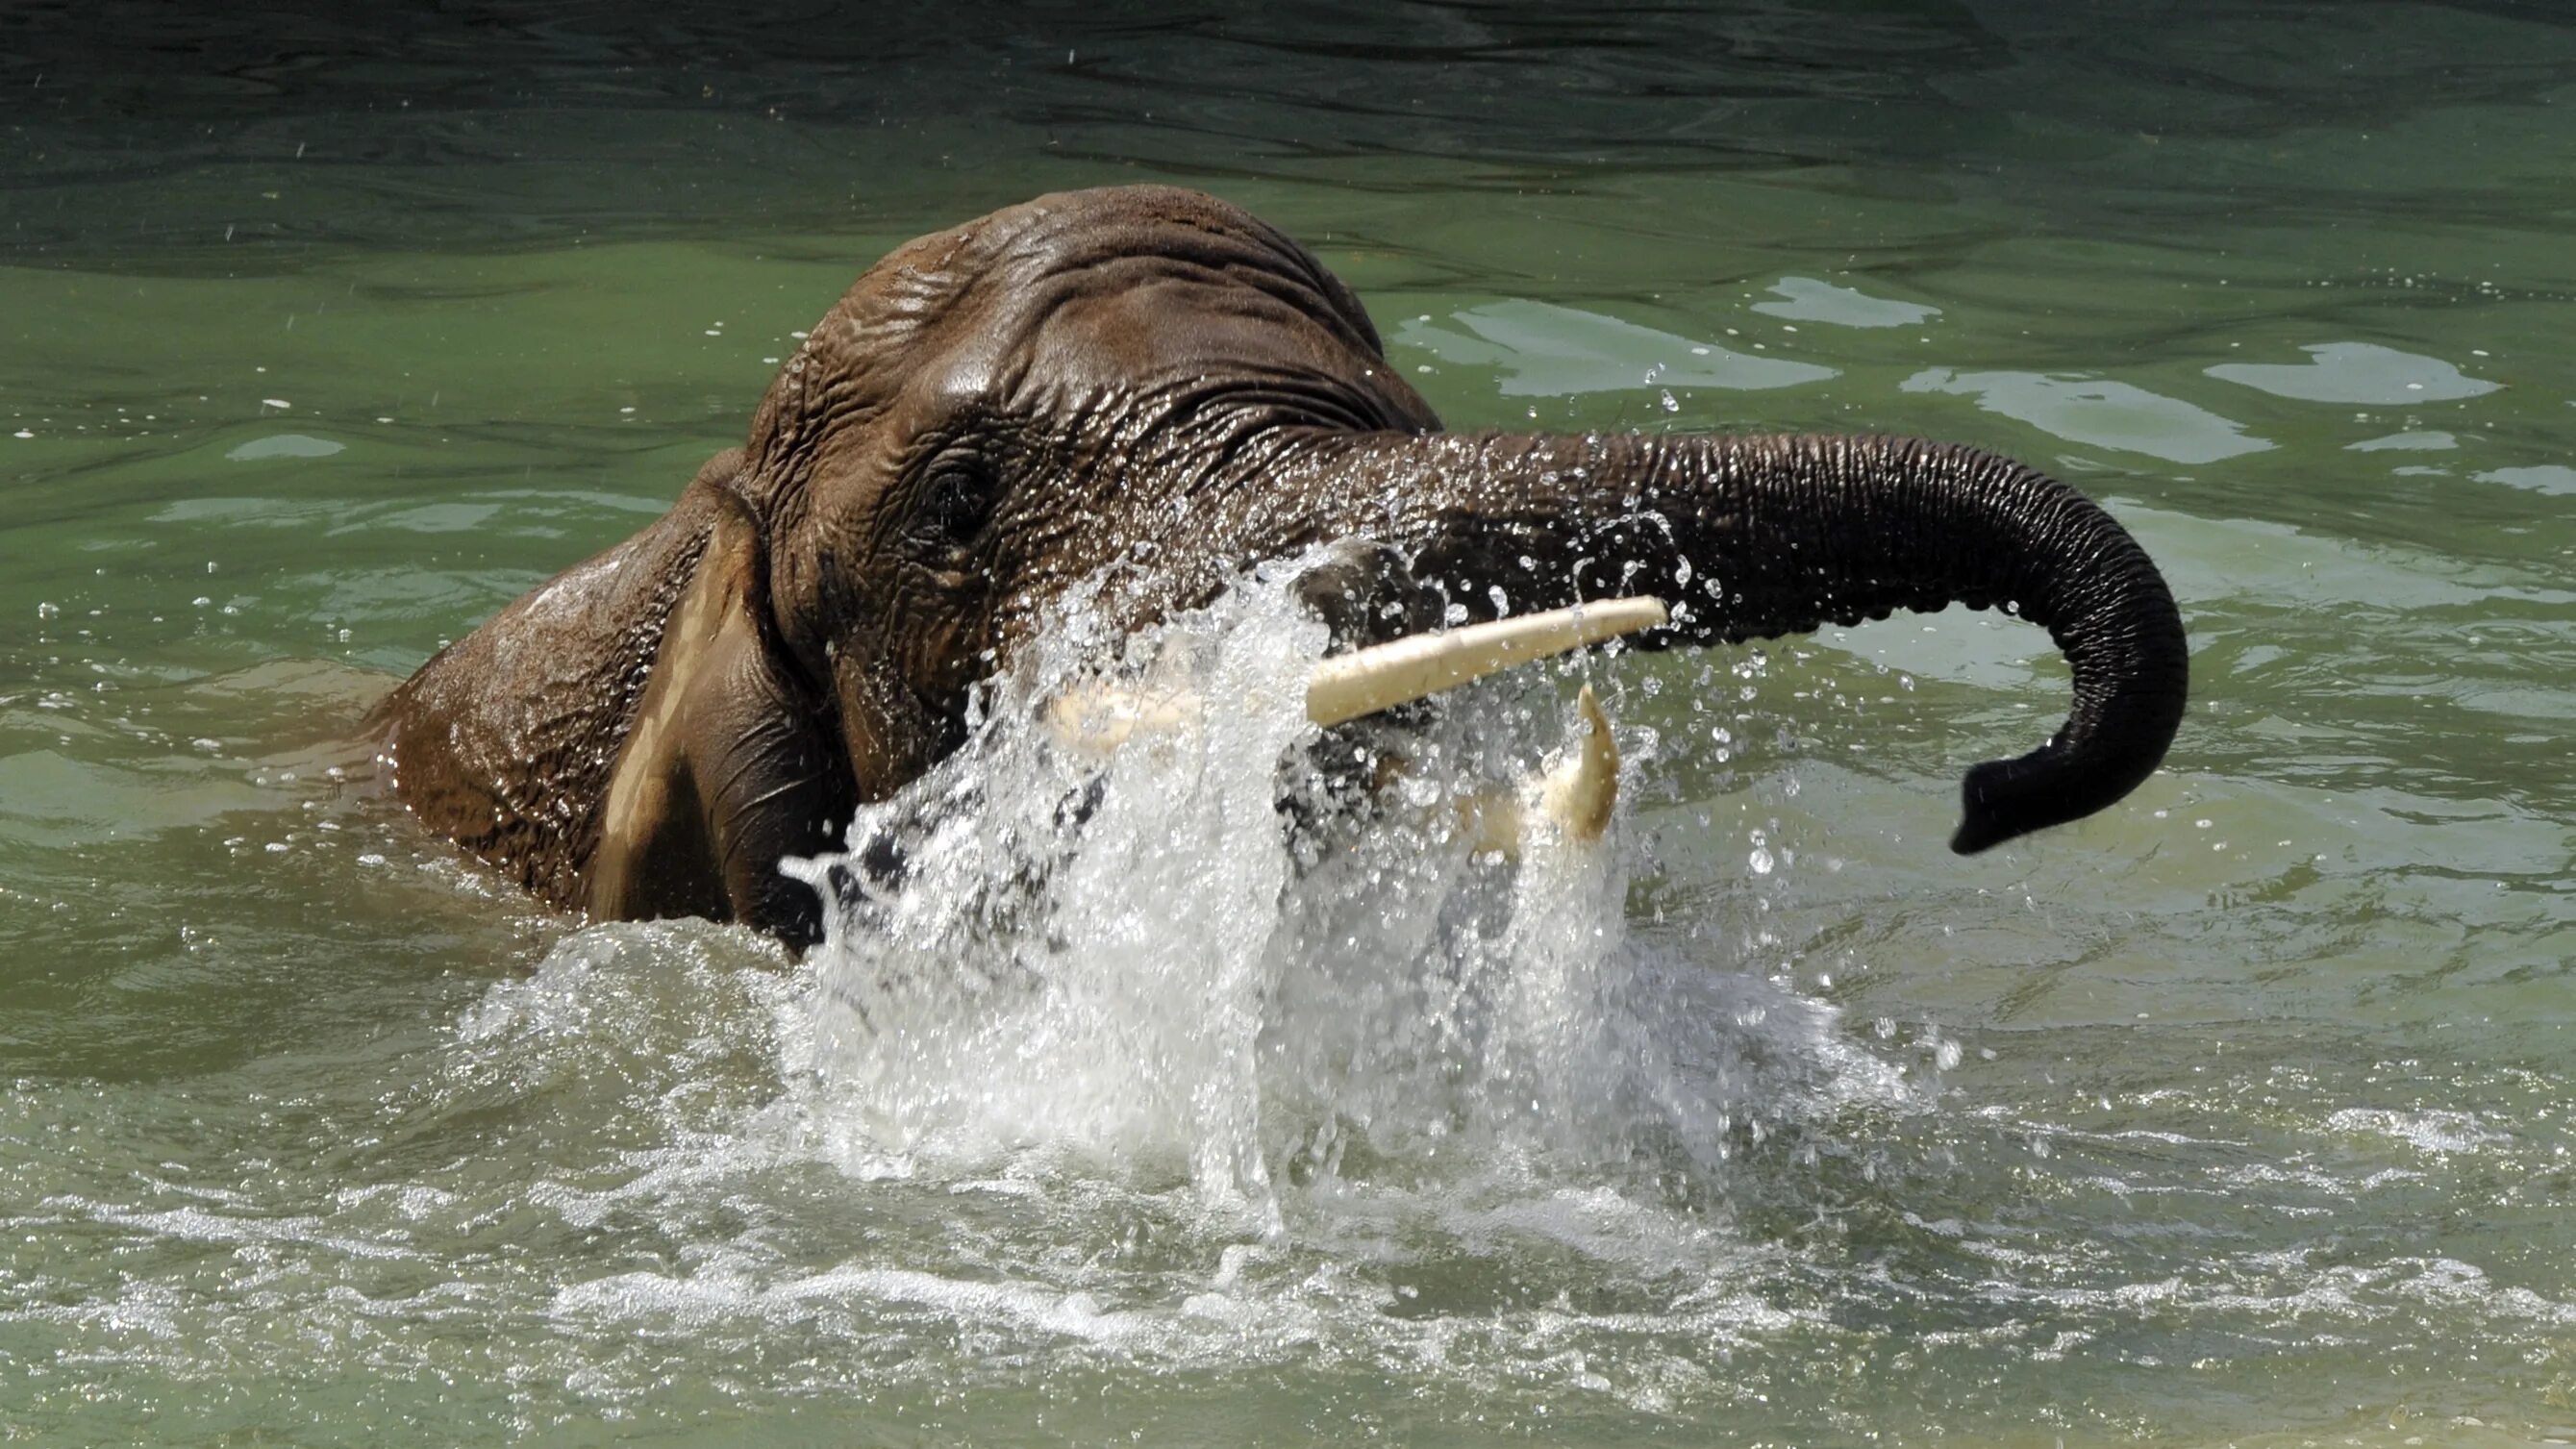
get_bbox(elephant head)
[375,185,2188,948]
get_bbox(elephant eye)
[917,458,1002,542]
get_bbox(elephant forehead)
[1010,265,1389,387]
[819,188,1380,361]
[741,187,1438,495]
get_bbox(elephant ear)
[586,486,843,947]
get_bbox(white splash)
[786,557,1901,1231]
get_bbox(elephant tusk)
[1538,684,1619,844]
[1302,595,1666,728]
[1453,685,1622,854]
[1045,594,1667,753]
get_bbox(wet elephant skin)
[372,186,2189,948]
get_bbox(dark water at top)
[4,5,2574,1445]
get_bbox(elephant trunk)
[1291,431,2188,854]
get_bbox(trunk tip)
[1949,806,2014,856]
[1949,757,2033,854]
[1947,745,2162,855]
[1952,756,2064,855]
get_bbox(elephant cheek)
[831,651,954,804]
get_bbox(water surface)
[5,4,2574,1444]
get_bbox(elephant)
[371,185,2188,949]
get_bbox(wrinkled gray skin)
[375,185,2188,949]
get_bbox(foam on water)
[378,559,1915,1401]
[12,549,2574,1432]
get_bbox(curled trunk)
[1268,431,2188,853]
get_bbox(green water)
[6,4,2575,1444]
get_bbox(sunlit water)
[5,5,2575,1444]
